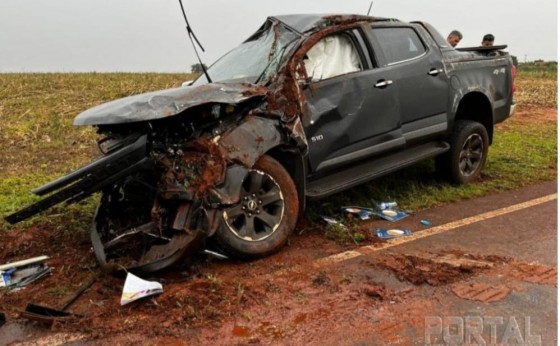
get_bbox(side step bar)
[306,141,449,199]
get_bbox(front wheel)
[437,120,489,184]
[212,155,299,259]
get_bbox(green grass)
[517,62,557,79]
[0,72,556,232]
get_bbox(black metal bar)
[4,137,151,224]
[33,135,147,196]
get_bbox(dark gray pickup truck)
[7,14,516,273]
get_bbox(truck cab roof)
[270,14,395,34]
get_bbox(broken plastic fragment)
[120,272,163,306]
[0,255,49,271]
[340,206,374,220]
[375,209,409,222]
[375,228,412,239]
[321,216,345,227]
[0,268,15,288]
[421,219,432,227]
[201,249,229,260]
[1,264,52,290]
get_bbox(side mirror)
[181,80,193,87]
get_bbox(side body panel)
[365,24,450,143]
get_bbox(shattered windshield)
[192,21,299,86]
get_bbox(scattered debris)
[420,219,432,227]
[377,201,397,210]
[0,256,52,290]
[2,265,52,290]
[120,272,163,306]
[375,228,412,239]
[374,209,409,222]
[341,206,374,220]
[201,249,229,260]
[22,278,96,325]
[321,216,346,227]
[0,255,49,271]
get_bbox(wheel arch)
[266,146,306,216]
[453,92,494,144]
[214,115,306,215]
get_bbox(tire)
[213,155,299,259]
[437,120,489,184]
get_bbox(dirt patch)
[372,252,494,286]
[0,224,351,344]
[503,261,557,285]
[451,282,512,303]
[499,105,557,126]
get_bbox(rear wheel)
[437,120,489,184]
[213,155,299,259]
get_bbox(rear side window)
[372,27,426,65]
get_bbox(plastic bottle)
[378,201,397,210]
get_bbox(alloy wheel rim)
[459,133,484,176]
[223,169,284,241]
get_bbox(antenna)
[178,0,212,83]
[367,1,373,16]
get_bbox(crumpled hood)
[74,82,268,125]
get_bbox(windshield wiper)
[178,0,212,83]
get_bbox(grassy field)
[0,67,556,232]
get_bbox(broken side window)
[304,34,363,82]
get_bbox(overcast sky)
[1,0,557,72]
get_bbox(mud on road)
[0,106,557,346]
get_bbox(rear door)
[366,25,449,142]
[302,29,403,173]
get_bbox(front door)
[301,31,403,173]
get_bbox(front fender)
[208,116,286,206]
[217,115,285,167]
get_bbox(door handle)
[374,80,393,88]
[428,68,444,76]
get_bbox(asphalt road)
[314,180,557,346]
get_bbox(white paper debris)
[120,272,163,306]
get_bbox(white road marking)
[314,194,557,268]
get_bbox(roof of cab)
[270,14,385,34]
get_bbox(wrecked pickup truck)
[6,14,516,273]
